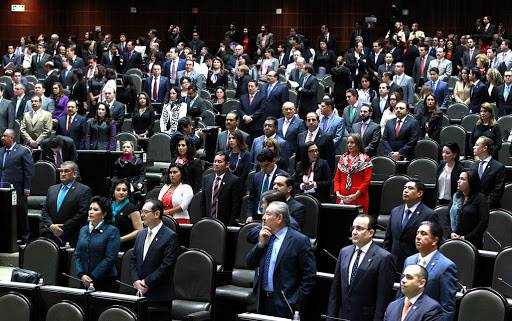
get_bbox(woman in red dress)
[334,133,372,213]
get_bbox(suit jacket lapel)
[144,227,163,262]
[273,228,291,269]
[403,203,424,232]
[350,243,377,291]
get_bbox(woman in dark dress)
[314,40,336,76]
[70,69,88,115]
[212,86,227,114]
[470,102,502,158]
[414,94,443,143]
[443,170,489,249]
[87,65,106,118]
[294,142,331,203]
[111,180,143,251]
[112,141,145,192]
[132,92,155,139]
[85,103,117,150]
[227,129,251,183]
[330,56,352,110]
[117,75,138,114]
[74,196,120,292]
[171,136,203,193]
[206,57,229,93]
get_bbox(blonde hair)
[477,102,497,126]
[486,68,503,85]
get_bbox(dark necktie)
[262,235,276,290]
[210,176,221,218]
[402,209,412,228]
[2,149,10,168]
[350,249,362,285]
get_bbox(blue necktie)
[478,160,486,178]
[349,249,362,285]
[258,174,271,213]
[262,235,276,291]
[2,149,10,168]
[402,209,412,228]
[56,185,69,213]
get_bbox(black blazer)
[468,81,489,113]
[297,129,335,174]
[56,114,87,149]
[496,84,512,116]
[436,161,464,201]
[41,135,77,165]
[200,171,243,225]
[382,115,419,160]
[371,96,389,124]
[470,158,506,209]
[294,158,332,203]
[40,181,92,246]
[351,120,382,157]
[297,75,319,119]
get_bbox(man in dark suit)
[346,42,369,85]
[162,48,185,86]
[371,82,390,124]
[261,71,289,120]
[41,135,77,167]
[273,174,306,228]
[327,215,396,321]
[277,102,306,157]
[122,40,143,72]
[66,47,84,70]
[215,111,250,152]
[342,89,361,133]
[39,161,92,246]
[245,149,288,222]
[496,70,512,116]
[382,101,419,161]
[2,45,19,70]
[100,44,121,72]
[403,38,420,76]
[377,53,396,79]
[130,199,178,320]
[317,24,336,53]
[8,83,30,128]
[250,117,290,169]
[185,84,208,119]
[367,41,385,79]
[103,87,126,131]
[383,179,436,270]
[0,129,33,242]
[412,45,434,89]
[59,58,74,90]
[56,100,87,149]
[31,44,52,79]
[43,61,61,96]
[0,86,11,136]
[351,104,381,157]
[471,136,505,209]
[350,21,370,48]
[241,80,266,138]
[468,67,489,114]
[201,152,243,225]
[401,221,458,321]
[384,265,443,321]
[143,63,170,104]
[319,98,346,151]
[462,38,479,69]
[246,201,316,318]
[425,67,450,109]
[297,112,335,173]
[297,64,319,119]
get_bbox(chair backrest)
[162,215,179,232]
[147,133,171,162]
[98,305,138,321]
[46,300,84,321]
[406,158,438,185]
[288,154,296,175]
[152,119,161,134]
[371,156,397,182]
[316,82,326,103]
[222,99,241,115]
[200,89,211,100]
[440,125,466,156]
[120,118,133,133]
[433,205,449,236]
[116,132,138,149]
[201,109,216,126]
[188,191,203,224]
[483,209,512,251]
[32,161,57,196]
[461,114,480,133]
[189,218,227,268]
[379,175,409,215]
[448,76,458,91]
[231,223,260,287]
[502,184,512,213]
[439,239,478,288]
[460,159,474,169]
[497,115,512,134]
[172,249,216,320]
[0,292,31,321]
[125,68,143,78]
[295,194,320,241]
[321,75,334,92]
[245,170,255,192]
[288,90,297,104]
[498,142,511,166]
[414,139,440,161]
[225,89,236,99]
[23,238,60,285]
[0,75,13,87]
[442,114,450,127]
[446,103,469,122]
[119,249,137,295]
[457,287,508,321]
[127,74,142,93]
[145,187,161,200]
[492,247,512,298]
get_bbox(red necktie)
[249,94,253,105]
[395,119,402,136]
[67,116,72,131]
[152,77,158,101]
[420,57,426,77]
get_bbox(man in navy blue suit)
[245,149,288,222]
[383,179,436,271]
[122,40,143,72]
[163,47,185,86]
[468,68,489,114]
[130,199,178,320]
[0,129,33,242]
[327,215,396,321]
[401,221,458,321]
[56,100,87,149]
[246,201,316,318]
[277,102,306,158]
[296,64,319,120]
[261,71,289,120]
[425,67,450,109]
[384,265,443,321]
[241,80,266,138]
[143,63,170,104]
[382,101,419,161]
[250,117,290,169]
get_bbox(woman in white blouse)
[436,142,464,205]
[158,164,194,224]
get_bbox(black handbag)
[11,268,41,284]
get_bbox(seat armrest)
[184,310,211,321]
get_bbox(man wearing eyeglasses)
[496,70,512,116]
[40,161,92,246]
[327,215,396,321]
[130,199,178,320]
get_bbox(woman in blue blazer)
[74,196,121,292]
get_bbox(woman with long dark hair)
[110,180,143,251]
[293,142,331,203]
[171,136,203,193]
[85,102,116,150]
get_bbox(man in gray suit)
[215,111,250,152]
[427,48,453,82]
[342,88,361,132]
[351,104,381,157]
[24,82,55,113]
[393,62,415,107]
[412,45,433,89]
[176,59,205,90]
[0,86,11,138]
[31,44,52,80]
[103,87,126,131]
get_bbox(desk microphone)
[457,281,467,294]
[322,249,338,262]
[485,231,502,249]
[497,276,512,290]
[280,290,294,319]
[320,314,351,320]
[61,272,94,291]
[116,280,143,297]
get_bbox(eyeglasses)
[141,209,154,215]
[349,226,368,232]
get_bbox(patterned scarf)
[337,153,372,191]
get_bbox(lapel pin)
[100,230,103,233]
[368,258,372,262]
[155,238,158,242]
[413,306,417,310]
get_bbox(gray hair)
[267,201,290,226]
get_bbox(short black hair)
[471,67,482,80]
[90,196,112,222]
[355,214,377,233]
[214,151,230,163]
[177,117,192,131]
[419,220,443,243]
[146,199,164,219]
[256,148,276,163]
[408,178,425,195]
